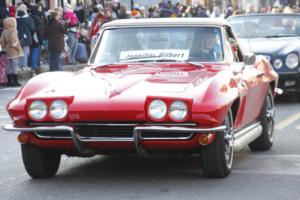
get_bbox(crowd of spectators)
[0,0,299,87]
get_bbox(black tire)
[201,110,234,178]
[296,93,300,102]
[249,88,275,151]
[21,144,61,179]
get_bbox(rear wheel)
[201,110,234,178]
[21,143,61,179]
[249,88,275,151]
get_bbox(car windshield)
[229,15,300,38]
[89,27,224,66]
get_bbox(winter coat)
[30,11,45,47]
[45,19,67,52]
[0,17,23,59]
[0,4,9,29]
[0,1,9,20]
[16,14,36,46]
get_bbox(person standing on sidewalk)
[30,4,45,75]
[16,4,35,71]
[64,4,79,65]
[45,10,67,71]
[0,17,23,87]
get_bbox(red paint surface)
[7,60,278,152]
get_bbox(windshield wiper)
[118,56,162,62]
[118,57,203,67]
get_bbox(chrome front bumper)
[3,123,227,155]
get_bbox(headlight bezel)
[285,53,299,69]
[169,100,188,121]
[147,99,168,121]
[49,100,68,120]
[273,58,283,69]
[28,100,48,121]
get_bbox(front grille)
[141,131,193,139]
[76,126,134,138]
[32,123,196,140]
[35,131,70,138]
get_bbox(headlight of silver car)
[273,59,283,69]
[49,100,68,120]
[285,53,299,69]
[28,100,47,120]
[148,100,167,120]
[169,101,188,121]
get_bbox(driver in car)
[190,29,222,62]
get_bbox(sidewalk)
[18,63,87,80]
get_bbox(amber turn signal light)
[17,133,29,144]
[198,133,214,146]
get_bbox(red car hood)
[38,63,223,99]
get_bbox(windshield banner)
[120,49,190,61]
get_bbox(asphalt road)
[1,86,300,200]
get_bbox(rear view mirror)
[243,53,256,65]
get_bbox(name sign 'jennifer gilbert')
[119,49,190,61]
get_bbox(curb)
[18,64,87,80]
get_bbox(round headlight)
[273,59,283,69]
[169,101,188,121]
[148,100,167,120]
[49,100,68,120]
[28,100,47,120]
[286,53,299,69]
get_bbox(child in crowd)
[0,17,23,87]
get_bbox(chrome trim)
[3,124,73,133]
[3,124,88,154]
[35,133,72,139]
[77,136,134,142]
[233,122,262,152]
[134,125,227,133]
[140,133,194,140]
[29,122,198,127]
[277,72,299,75]
[3,123,227,155]
[133,125,227,155]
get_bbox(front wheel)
[201,110,234,178]
[249,88,275,151]
[21,143,61,179]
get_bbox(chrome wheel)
[249,87,275,151]
[224,113,234,169]
[266,94,275,143]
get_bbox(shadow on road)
[274,94,299,104]
[56,155,204,181]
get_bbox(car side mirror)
[243,53,256,65]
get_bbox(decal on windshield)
[120,49,190,61]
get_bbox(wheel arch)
[230,98,240,126]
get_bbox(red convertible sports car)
[3,18,278,178]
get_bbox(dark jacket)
[45,19,67,52]
[0,2,9,29]
[30,9,45,47]
[16,13,36,46]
